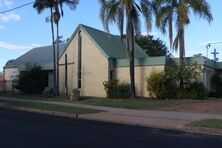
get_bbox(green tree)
[99,0,153,98]
[16,65,48,94]
[33,0,57,95]
[154,0,213,89]
[135,35,168,56]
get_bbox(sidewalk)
[0,96,222,135]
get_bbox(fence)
[0,80,17,93]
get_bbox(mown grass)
[78,97,200,109]
[0,100,101,114]
[0,93,203,109]
[191,119,222,129]
[0,92,70,102]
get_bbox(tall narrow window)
[65,54,68,95]
[77,31,82,89]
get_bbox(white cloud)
[0,1,21,23]
[4,0,13,8]
[142,31,158,36]
[0,0,14,8]
[0,41,41,54]
[0,13,20,22]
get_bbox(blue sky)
[0,0,222,72]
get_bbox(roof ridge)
[80,24,118,37]
[33,43,67,49]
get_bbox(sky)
[0,0,222,72]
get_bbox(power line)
[0,1,35,15]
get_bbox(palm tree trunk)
[56,22,60,95]
[179,27,185,98]
[50,8,57,96]
[129,24,136,98]
[126,12,136,98]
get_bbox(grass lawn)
[0,93,204,110]
[0,92,70,102]
[0,100,101,114]
[191,119,222,129]
[78,97,200,109]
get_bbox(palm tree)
[154,0,213,90]
[33,0,57,95]
[53,0,79,95]
[99,0,153,98]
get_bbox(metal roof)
[81,24,148,59]
[60,24,148,60]
[4,43,66,71]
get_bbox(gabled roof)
[60,24,148,59]
[4,43,66,71]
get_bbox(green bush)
[103,80,130,99]
[146,71,178,99]
[16,65,48,94]
[181,82,206,99]
[210,73,222,97]
[146,62,204,100]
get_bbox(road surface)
[0,108,221,148]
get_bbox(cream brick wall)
[116,66,165,97]
[59,35,77,95]
[59,29,109,97]
[201,66,215,91]
[3,67,19,91]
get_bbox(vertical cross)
[211,48,219,61]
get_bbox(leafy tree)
[99,0,153,98]
[153,0,213,90]
[16,65,48,94]
[135,35,168,56]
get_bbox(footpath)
[0,96,222,136]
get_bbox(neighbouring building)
[4,24,222,97]
[4,44,66,89]
[0,72,3,81]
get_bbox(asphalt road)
[0,108,221,148]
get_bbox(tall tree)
[154,0,213,90]
[34,0,79,95]
[53,0,79,94]
[33,0,57,95]
[135,35,168,56]
[99,0,153,98]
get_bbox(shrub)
[146,71,178,99]
[210,73,222,97]
[146,62,203,100]
[103,80,130,99]
[181,82,206,99]
[16,65,48,94]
